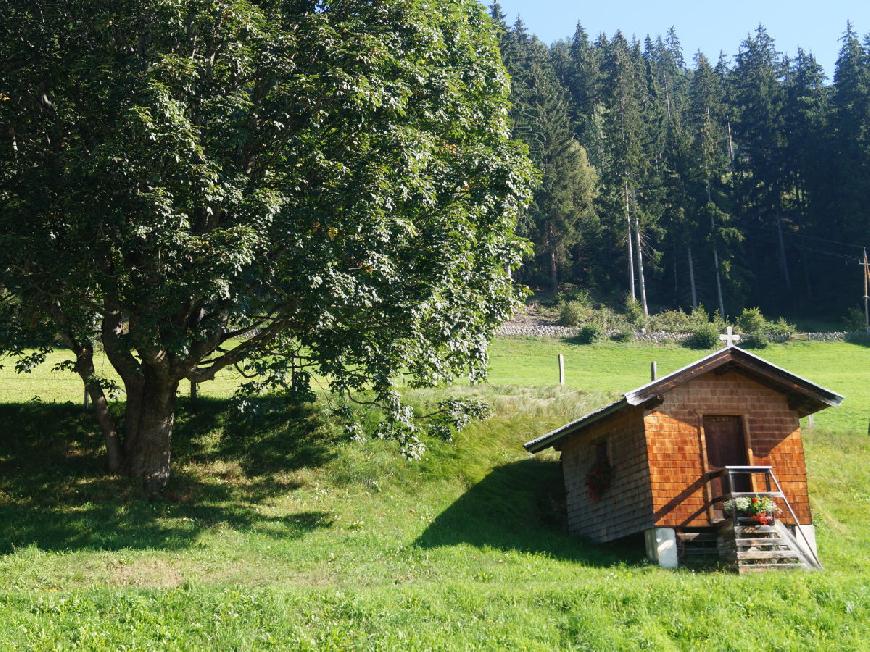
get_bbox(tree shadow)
[0,399,335,554]
[415,459,646,567]
[181,396,338,477]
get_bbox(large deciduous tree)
[0,0,534,493]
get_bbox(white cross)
[719,326,741,348]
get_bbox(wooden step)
[736,550,802,561]
[739,563,805,574]
[734,537,788,547]
[729,525,778,535]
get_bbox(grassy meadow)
[0,339,868,649]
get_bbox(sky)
[488,0,870,79]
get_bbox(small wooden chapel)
[524,345,843,572]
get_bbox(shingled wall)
[558,407,653,542]
[645,369,812,527]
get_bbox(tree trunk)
[625,181,636,301]
[86,381,124,473]
[633,214,649,317]
[708,185,726,318]
[123,368,178,495]
[634,214,649,317]
[687,244,698,309]
[549,249,558,292]
[775,214,791,290]
[727,121,734,162]
[712,240,725,318]
[69,342,123,473]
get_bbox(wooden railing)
[707,465,822,568]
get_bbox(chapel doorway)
[703,415,751,520]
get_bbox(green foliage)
[844,307,867,331]
[609,327,635,343]
[497,17,598,290]
[558,295,629,334]
[555,285,591,305]
[0,0,535,484]
[491,17,868,323]
[647,307,711,333]
[624,296,646,328]
[684,322,720,349]
[723,495,781,515]
[767,318,796,342]
[425,398,492,443]
[647,310,693,333]
[575,324,603,344]
[736,307,767,334]
[741,330,771,349]
[736,308,795,347]
[559,300,589,326]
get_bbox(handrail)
[706,465,822,568]
[707,465,772,476]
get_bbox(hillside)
[0,339,868,649]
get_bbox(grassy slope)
[0,340,867,650]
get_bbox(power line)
[786,231,867,251]
[734,225,859,262]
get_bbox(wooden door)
[703,416,750,519]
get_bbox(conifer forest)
[490,3,870,321]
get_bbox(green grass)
[0,339,868,650]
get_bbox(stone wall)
[804,331,848,341]
[494,322,848,344]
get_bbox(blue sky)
[487,1,870,79]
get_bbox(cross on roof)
[720,326,741,348]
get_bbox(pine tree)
[732,26,792,305]
[492,15,867,318]
[831,24,870,243]
[598,32,649,309]
[499,22,600,291]
[687,52,738,316]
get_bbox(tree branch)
[186,316,290,382]
[100,301,143,386]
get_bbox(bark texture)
[122,367,178,495]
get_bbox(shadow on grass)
[415,459,646,567]
[0,398,335,554]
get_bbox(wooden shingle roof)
[524,346,843,454]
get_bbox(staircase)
[717,518,817,573]
[708,466,822,573]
